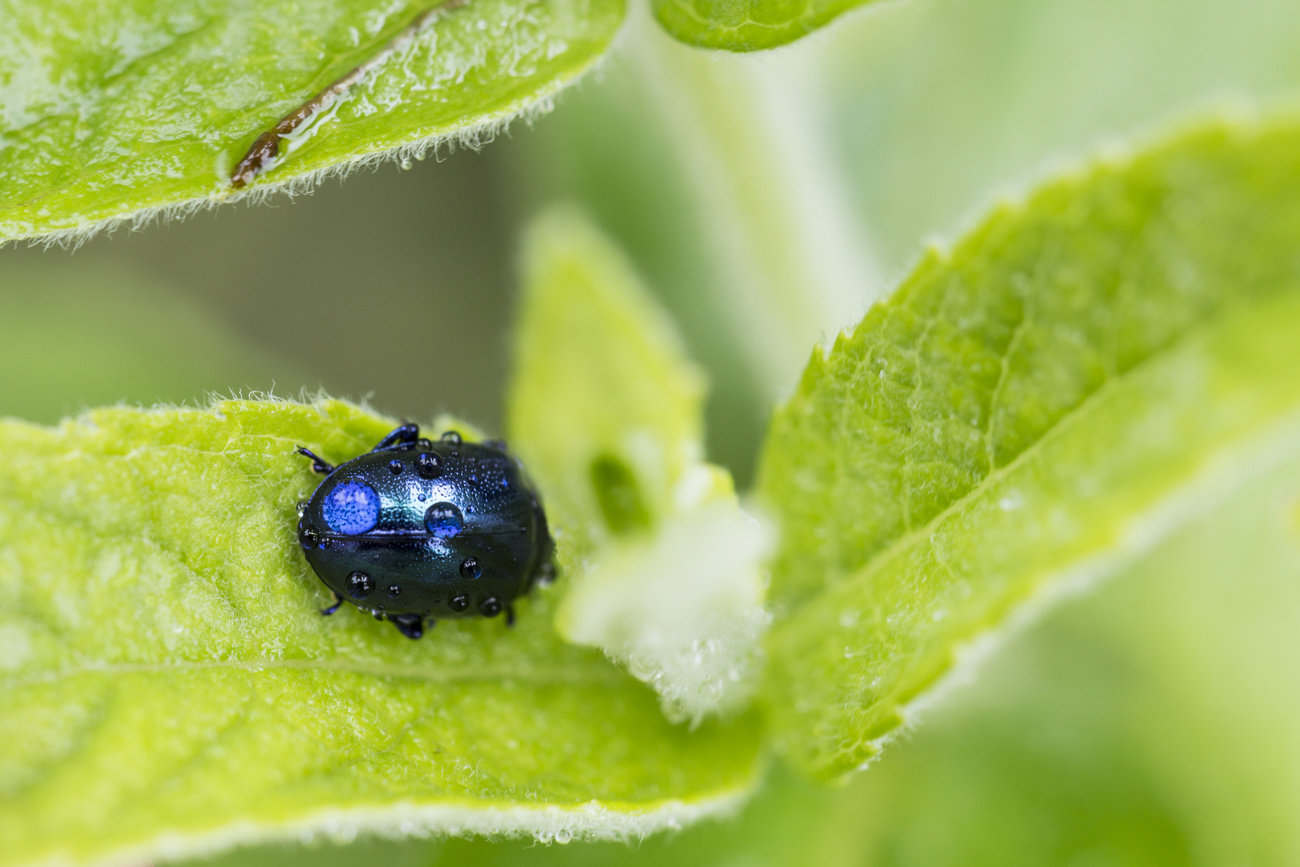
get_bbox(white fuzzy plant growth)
[557,486,772,726]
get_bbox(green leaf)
[433,763,851,867]
[650,0,874,52]
[758,114,1300,777]
[507,208,768,723]
[181,764,847,867]
[833,439,1300,865]
[0,0,624,243]
[508,207,718,559]
[0,400,763,867]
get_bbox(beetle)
[294,422,554,639]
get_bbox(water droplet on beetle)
[296,500,309,516]
[347,571,375,599]
[389,459,404,475]
[441,430,462,445]
[417,452,442,479]
[449,594,470,612]
[460,557,482,579]
[388,584,402,597]
[479,596,502,617]
[425,502,464,538]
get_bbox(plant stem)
[630,13,882,398]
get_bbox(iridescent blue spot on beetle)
[322,481,380,535]
[425,502,464,538]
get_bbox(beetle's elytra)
[295,423,554,639]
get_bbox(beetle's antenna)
[296,446,335,475]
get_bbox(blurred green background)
[5,0,1300,863]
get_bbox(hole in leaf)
[590,453,652,536]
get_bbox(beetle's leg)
[295,447,335,475]
[320,592,344,616]
[504,604,516,628]
[391,614,426,639]
[371,422,420,452]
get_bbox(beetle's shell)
[297,439,551,619]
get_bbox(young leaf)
[508,208,769,723]
[509,208,717,559]
[0,0,624,244]
[0,400,763,867]
[650,0,875,52]
[758,114,1300,777]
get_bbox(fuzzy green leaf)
[507,208,767,723]
[759,114,1300,777]
[508,207,721,564]
[832,440,1300,866]
[0,0,624,243]
[650,0,875,52]
[0,400,763,867]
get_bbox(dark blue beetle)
[295,423,553,639]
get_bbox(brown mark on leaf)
[229,0,468,189]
